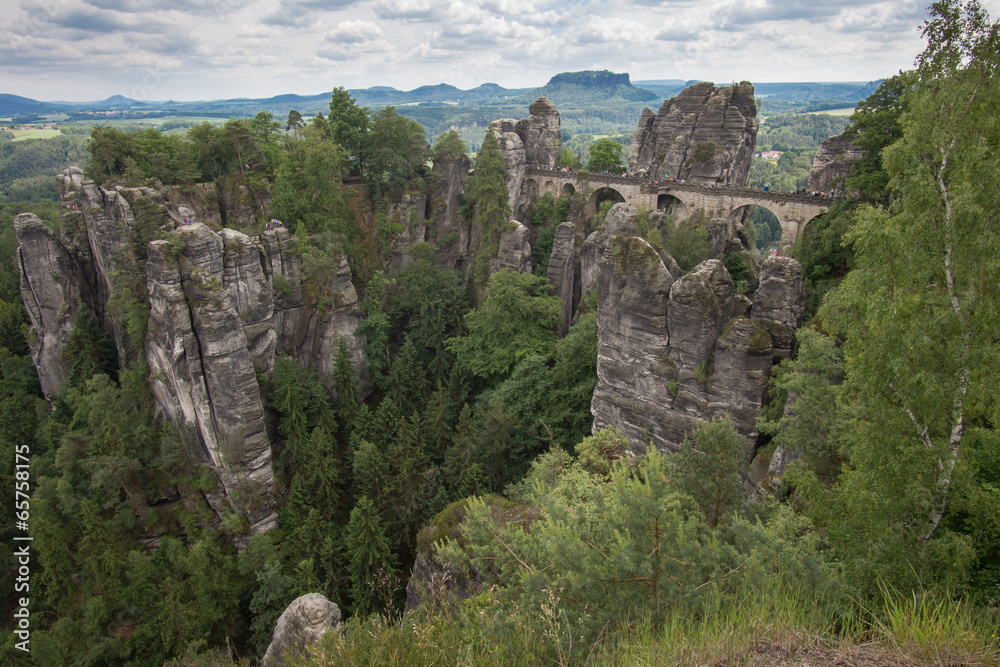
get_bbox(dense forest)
[2,2,999,665]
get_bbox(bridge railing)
[524,166,834,207]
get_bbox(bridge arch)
[525,178,539,201]
[543,180,557,196]
[562,182,576,197]
[657,193,688,219]
[588,187,625,216]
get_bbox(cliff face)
[808,132,865,193]
[490,97,563,221]
[629,82,758,186]
[16,167,364,535]
[589,204,805,459]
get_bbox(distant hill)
[515,70,659,106]
[0,94,49,116]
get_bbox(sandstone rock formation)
[749,257,806,361]
[492,220,532,274]
[14,214,81,398]
[428,152,473,271]
[629,82,758,186]
[16,168,365,535]
[589,204,804,459]
[808,132,865,193]
[546,221,580,335]
[262,593,340,667]
[490,98,563,221]
[518,97,562,168]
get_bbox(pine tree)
[472,127,510,257]
[332,337,361,442]
[384,339,427,417]
[346,496,397,617]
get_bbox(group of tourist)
[264,219,284,232]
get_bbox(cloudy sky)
[3,0,998,102]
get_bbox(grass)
[281,583,999,667]
[802,107,856,116]
[10,129,62,141]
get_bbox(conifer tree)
[472,127,510,257]
[332,337,361,441]
[346,496,397,617]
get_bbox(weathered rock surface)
[546,221,580,335]
[629,82,758,186]
[492,220,532,274]
[262,593,340,667]
[145,224,277,532]
[16,168,366,535]
[808,132,864,193]
[491,99,564,221]
[428,153,473,271]
[590,207,804,459]
[517,97,562,168]
[490,119,527,221]
[749,257,806,361]
[14,214,81,398]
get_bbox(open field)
[10,128,63,141]
[803,106,856,116]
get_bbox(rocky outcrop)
[749,257,806,361]
[262,593,340,667]
[491,99,564,221]
[14,214,81,398]
[492,220,532,274]
[489,119,527,221]
[590,206,803,459]
[546,221,580,335]
[428,153,472,271]
[16,168,365,535]
[518,97,562,168]
[145,225,277,532]
[808,132,864,193]
[629,82,758,186]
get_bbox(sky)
[3,0,999,102]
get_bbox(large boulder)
[629,82,758,186]
[808,132,865,194]
[749,256,806,361]
[262,593,340,666]
[492,220,532,275]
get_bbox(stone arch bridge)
[525,167,831,251]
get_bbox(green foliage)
[758,328,845,483]
[845,72,914,205]
[690,142,717,165]
[756,113,850,151]
[346,496,398,617]
[671,417,746,529]
[723,253,749,284]
[356,270,395,390]
[447,270,560,383]
[328,86,369,170]
[64,305,119,388]
[529,226,556,277]
[363,106,429,202]
[431,129,468,160]
[798,0,1000,598]
[269,126,350,236]
[471,128,510,257]
[586,137,625,173]
[575,426,628,476]
[663,216,711,272]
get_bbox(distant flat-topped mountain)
[513,70,660,106]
